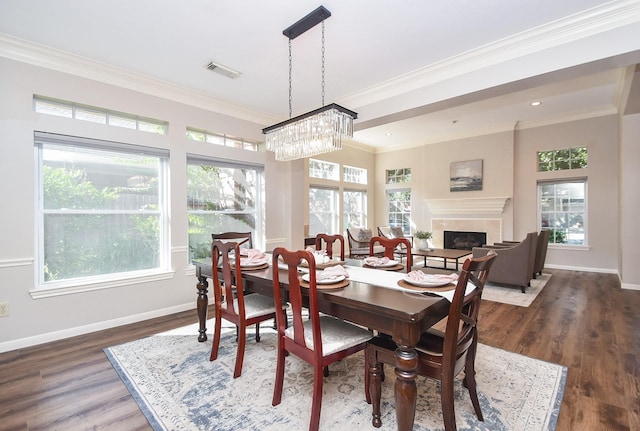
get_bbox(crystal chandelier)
[263,6,357,161]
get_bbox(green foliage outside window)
[43,166,160,281]
[538,147,588,171]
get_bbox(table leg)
[196,267,209,342]
[394,345,418,431]
[423,256,427,267]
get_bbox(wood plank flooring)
[1,269,638,430]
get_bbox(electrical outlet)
[0,302,9,317]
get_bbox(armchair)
[346,227,384,258]
[472,232,537,293]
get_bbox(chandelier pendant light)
[263,5,357,161]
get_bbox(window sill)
[30,269,175,299]
[548,244,590,251]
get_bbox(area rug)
[483,273,552,307]
[105,322,566,431]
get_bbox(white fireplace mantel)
[425,197,510,215]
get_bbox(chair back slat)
[272,248,323,357]
[212,240,245,317]
[443,253,496,373]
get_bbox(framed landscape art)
[450,159,483,192]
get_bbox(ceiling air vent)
[205,61,241,79]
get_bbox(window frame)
[386,188,412,236]
[537,178,587,247]
[186,156,265,262]
[343,189,368,231]
[34,132,171,294]
[308,186,340,236]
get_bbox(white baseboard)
[621,282,640,290]
[544,264,618,274]
[0,302,196,354]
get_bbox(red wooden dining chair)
[271,248,372,431]
[314,233,345,261]
[209,240,286,378]
[369,235,413,272]
[364,252,496,430]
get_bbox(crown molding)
[339,0,640,109]
[426,197,511,215]
[0,33,278,126]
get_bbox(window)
[186,127,259,151]
[385,168,411,184]
[343,190,367,230]
[34,95,168,135]
[187,158,264,261]
[343,165,367,184]
[387,189,411,235]
[537,147,588,171]
[309,159,339,181]
[308,187,339,236]
[538,180,586,245]
[35,132,169,287]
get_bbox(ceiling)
[1,0,640,151]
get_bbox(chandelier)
[263,6,357,161]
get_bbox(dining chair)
[209,240,286,378]
[368,236,413,272]
[211,231,253,249]
[364,252,496,431]
[271,248,373,431]
[314,233,345,261]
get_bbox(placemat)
[396,279,456,292]
[299,278,350,290]
[240,263,269,271]
[364,263,404,271]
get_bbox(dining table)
[193,256,455,431]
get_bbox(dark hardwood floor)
[1,269,638,430]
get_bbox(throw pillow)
[390,227,404,238]
[357,228,372,243]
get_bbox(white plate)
[403,274,453,288]
[365,259,399,268]
[301,273,346,285]
[239,258,268,267]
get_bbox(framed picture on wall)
[450,159,483,192]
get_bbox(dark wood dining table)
[193,258,451,431]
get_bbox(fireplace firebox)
[444,230,487,250]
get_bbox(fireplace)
[444,230,487,250]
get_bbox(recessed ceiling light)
[385,133,393,136]
[530,101,542,107]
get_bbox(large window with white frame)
[35,132,169,288]
[538,179,587,245]
[343,189,367,230]
[386,189,412,235]
[308,186,340,236]
[187,157,264,261]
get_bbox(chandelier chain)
[288,39,293,119]
[321,20,325,107]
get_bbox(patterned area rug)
[105,322,566,431]
[483,273,552,307]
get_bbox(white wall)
[0,58,287,351]
[514,116,620,272]
[620,113,640,288]
[374,131,515,244]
